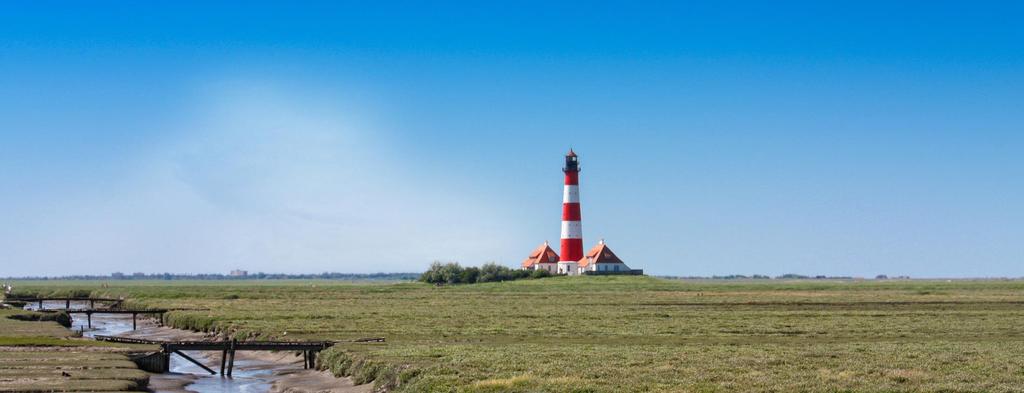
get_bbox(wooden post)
[227,339,236,377]
[38,300,43,309]
[87,313,92,329]
[132,313,137,330]
[65,299,70,309]
[310,351,316,369]
[220,349,228,375]
[303,351,309,369]
[90,300,95,309]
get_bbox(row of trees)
[420,262,551,285]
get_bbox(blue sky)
[2,2,1022,277]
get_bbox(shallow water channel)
[27,301,286,393]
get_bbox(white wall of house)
[537,262,557,273]
[577,263,631,274]
[594,263,629,272]
[557,262,579,275]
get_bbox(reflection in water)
[27,301,283,393]
[169,351,274,393]
[25,300,134,338]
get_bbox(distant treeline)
[657,274,911,280]
[4,272,421,281]
[420,262,550,285]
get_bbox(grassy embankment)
[0,307,152,392]
[11,277,1024,392]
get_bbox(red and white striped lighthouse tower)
[558,149,583,275]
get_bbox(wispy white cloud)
[2,80,522,276]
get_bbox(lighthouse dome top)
[566,149,577,157]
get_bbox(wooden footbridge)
[66,308,169,330]
[10,296,124,310]
[5,297,189,330]
[7,293,385,376]
[94,335,383,376]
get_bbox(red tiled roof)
[522,242,560,268]
[577,241,624,268]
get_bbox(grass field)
[9,276,1024,392]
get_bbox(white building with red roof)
[522,239,639,275]
[521,241,560,274]
[576,239,633,274]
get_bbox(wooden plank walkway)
[94,335,335,350]
[5,297,124,310]
[93,335,381,376]
[65,309,169,330]
[7,296,123,302]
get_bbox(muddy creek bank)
[27,301,368,393]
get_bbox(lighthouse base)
[557,262,579,276]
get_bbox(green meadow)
[10,276,1024,392]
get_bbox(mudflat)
[117,324,369,393]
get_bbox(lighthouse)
[520,149,642,276]
[558,149,583,275]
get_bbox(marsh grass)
[11,277,1024,392]
[0,309,152,391]
[0,310,72,338]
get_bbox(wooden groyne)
[129,351,171,373]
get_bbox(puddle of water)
[26,301,285,393]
